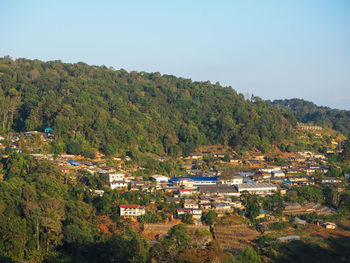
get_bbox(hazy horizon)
[1,0,349,110]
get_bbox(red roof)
[179,189,194,192]
[120,204,140,209]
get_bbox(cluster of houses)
[48,150,344,221]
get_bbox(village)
[1,125,349,251]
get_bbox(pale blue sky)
[1,0,349,109]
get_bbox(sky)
[1,0,349,109]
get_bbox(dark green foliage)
[66,141,82,155]
[295,186,325,204]
[235,246,261,263]
[265,238,350,263]
[0,153,100,261]
[201,210,217,225]
[139,212,161,223]
[246,196,260,220]
[0,57,296,156]
[341,139,350,162]
[182,213,194,224]
[270,98,350,136]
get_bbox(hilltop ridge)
[0,57,297,157]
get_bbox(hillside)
[270,98,350,136]
[0,57,297,157]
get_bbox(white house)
[184,199,199,209]
[272,170,285,178]
[151,174,169,184]
[109,173,125,182]
[173,178,194,188]
[257,167,281,173]
[120,204,145,217]
[179,188,195,197]
[110,180,128,189]
[219,176,243,185]
[213,203,232,211]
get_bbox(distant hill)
[269,98,350,136]
[0,57,296,156]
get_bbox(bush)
[66,141,82,155]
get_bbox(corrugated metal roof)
[172,176,218,181]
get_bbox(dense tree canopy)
[0,57,297,156]
[270,98,350,136]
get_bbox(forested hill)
[0,57,296,156]
[270,98,350,136]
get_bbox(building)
[109,173,125,182]
[120,204,145,217]
[321,177,342,184]
[272,170,285,178]
[235,183,277,195]
[179,188,195,197]
[151,174,169,184]
[173,178,194,188]
[184,199,199,209]
[257,167,281,173]
[231,201,243,209]
[323,222,336,229]
[218,176,243,185]
[177,208,202,220]
[172,176,217,186]
[213,203,232,211]
[110,180,128,189]
[198,185,239,197]
[297,125,322,131]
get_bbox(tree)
[182,213,194,224]
[342,139,350,162]
[236,246,261,263]
[246,199,260,221]
[202,210,217,225]
[168,224,189,246]
[66,141,82,155]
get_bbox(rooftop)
[172,176,218,182]
[120,204,140,209]
[237,183,277,189]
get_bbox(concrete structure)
[172,176,217,186]
[235,183,277,195]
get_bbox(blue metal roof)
[283,180,292,184]
[67,160,82,166]
[171,176,218,181]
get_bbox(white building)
[236,183,277,195]
[109,173,125,182]
[257,167,281,173]
[151,174,169,184]
[173,178,194,188]
[184,199,199,209]
[179,188,195,196]
[272,170,285,178]
[219,176,243,185]
[120,204,145,217]
[110,180,128,189]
